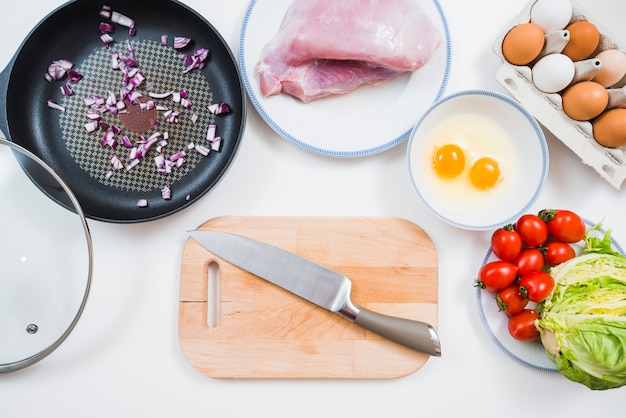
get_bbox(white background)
[2,0,626,416]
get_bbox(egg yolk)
[469,157,501,190]
[432,144,465,178]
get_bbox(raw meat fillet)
[257,0,442,102]
[263,60,404,103]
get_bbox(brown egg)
[592,108,626,148]
[561,21,600,61]
[594,49,626,87]
[562,81,608,121]
[502,23,545,66]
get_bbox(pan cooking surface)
[60,40,216,192]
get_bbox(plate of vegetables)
[475,209,626,389]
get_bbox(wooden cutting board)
[178,217,438,379]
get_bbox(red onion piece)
[111,154,123,170]
[173,37,191,49]
[210,138,222,152]
[47,100,65,111]
[148,91,173,99]
[60,84,73,96]
[85,121,99,133]
[99,22,115,33]
[207,102,230,115]
[161,184,172,200]
[195,144,210,156]
[111,11,135,28]
[99,5,112,19]
[136,198,148,207]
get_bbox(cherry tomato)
[542,241,576,265]
[539,209,586,243]
[508,309,540,341]
[513,247,545,276]
[491,225,522,261]
[475,261,519,292]
[519,270,555,302]
[516,214,549,247]
[496,284,528,316]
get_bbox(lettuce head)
[537,253,626,390]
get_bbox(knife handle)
[354,308,441,357]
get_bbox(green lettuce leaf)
[537,253,626,390]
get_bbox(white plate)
[239,0,451,157]
[476,220,625,373]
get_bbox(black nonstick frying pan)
[0,0,246,223]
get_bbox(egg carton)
[493,0,626,189]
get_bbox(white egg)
[532,53,575,93]
[419,113,519,211]
[530,0,573,33]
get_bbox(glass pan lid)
[0,136,92,373]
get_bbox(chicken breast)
[257,0,442,102]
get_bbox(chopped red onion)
[99,22,115,33]
[195,144,210,156]
[210,137,222,152]
[120,135,133,148]
[180,98,192,109]
[111,154,123,170]
[85,121,99,133]
[129,71,145,87]
[111,11,135,28]
[86,111,102,121]
[148,91,173,99]
[126,159,140,171]
[181,48,209,73]
[173,37,191,49]
[84,95,105,107]
[99,5,112,19]
[60,84,73,96]
[67,69,83,84]
[101,130,117,148]
[161,184,172,200]
[47,100,65,111]
[206,124,216,141]
[46,59,73,81]
[136,198,148,208]
[207,102,230,115]
[169,150,186,161]
[154,154,165,168]
[161,34,168,46]
[100,33,114,48]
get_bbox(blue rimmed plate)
[476,219,625,373]
[239,0,451,157]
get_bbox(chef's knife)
[188,229,441,357]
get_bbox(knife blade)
[188,229,441,357]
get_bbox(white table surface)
[2,0,626,416]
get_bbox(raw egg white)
[420,113,519,211]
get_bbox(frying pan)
[0,0,246,223]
